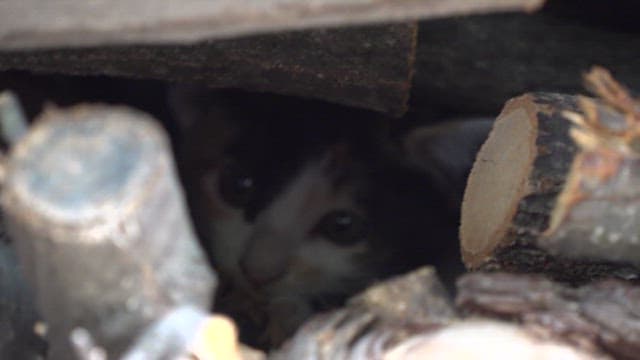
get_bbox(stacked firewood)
[3,0,640,358]
[274,68,640,360]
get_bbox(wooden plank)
[0,24,417,116]
[0,0,543,50]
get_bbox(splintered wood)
[461,67,640,281]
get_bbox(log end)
[4,104,167,226]
[461,95,538,268]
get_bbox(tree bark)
[460,91,640,282]
[540,67,640,264]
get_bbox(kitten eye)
[218,161,255,208]
[316,210,369,246]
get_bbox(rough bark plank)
[460,92,640,282]
[0,0,543,50]
[0,24,417,117]
[412,12,640,115]
[1,104,215,359]
[457,272,640,360]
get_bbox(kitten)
[169,86,492,348]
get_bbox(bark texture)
[541,68,640,264]
[0,25,417,117]
[461,92,640,283]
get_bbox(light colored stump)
[1,104,216,358]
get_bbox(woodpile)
[3,0,640,359]
[277,67,640,359]
[275,268,640,359]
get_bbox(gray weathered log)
[1,104,216,359]
[0,0,543,50]
[460,92,640,282]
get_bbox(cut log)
[461,92,577,271]
[460,90,640,282]
[1,104,216,358]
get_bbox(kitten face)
[170,86,493,347]
[169,88,388,306]
[193,141,384,347]
[200,150,378,304]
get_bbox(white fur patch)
[267,237,372,299]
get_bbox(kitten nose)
[239,256,286,286]
[239,223,296,286]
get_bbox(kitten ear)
[168,84,207,131]
[167,84,237,137]
[167,84,238,166]
[402,118,494,210]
